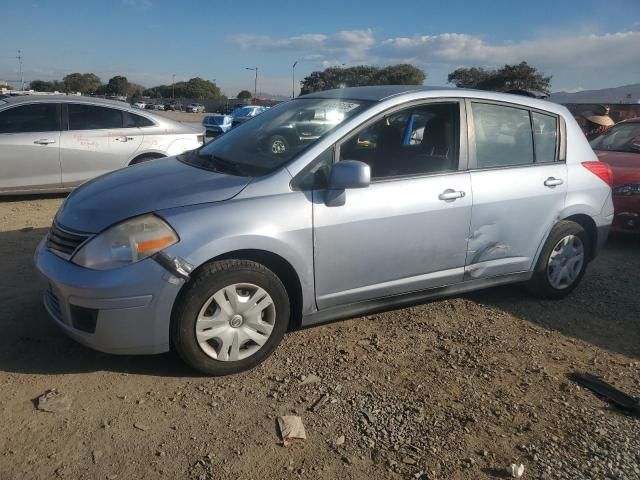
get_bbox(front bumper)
[34,238,184,355]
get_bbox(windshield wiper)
[207,155,248,176]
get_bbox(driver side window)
[339,102,460,179]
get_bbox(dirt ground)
[0,196,638,480]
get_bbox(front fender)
[158,191,315,314]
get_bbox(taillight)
[582,161,613,187]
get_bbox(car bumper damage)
[34,237,184,355]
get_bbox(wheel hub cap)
[229,314,244,328]
[547,234,585,290]
[194,283,276,362]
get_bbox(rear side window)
[472,103,534,168]
[532,112,558,163]
[0,103,58,133]
[68,104,123,130]
[123,111,154,128]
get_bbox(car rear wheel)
[269,135,290,155]
[171,259,290,375]
[527,220,590,299]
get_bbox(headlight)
[612,183,640,195]
[72,214,178,270]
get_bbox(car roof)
[300,85,563,113]
[0,94,135,108]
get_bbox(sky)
[1,0,639,97]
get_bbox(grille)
[44,285,63,322]
[47,222,92,258]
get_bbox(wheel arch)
[562,213,598,260]
[129,151,167,165]
[178,249,304,331]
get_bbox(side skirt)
[301,271,531,328]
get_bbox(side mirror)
[325,160,370,207]
[328,160,370,190]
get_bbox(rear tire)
[129,153,165,165]
[527,220,590,299]
[171,260,290,376]
[269,135,290,155]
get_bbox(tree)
[237,90,252,101]
[62,73,101,94]
[183,77,221,99]
[30,80,56,92]
[106,75,130,96]
[300,64,426,95]
[448,62,552,94]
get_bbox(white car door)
[59,103,143,187]
[0,102,62,193]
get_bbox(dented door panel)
[465,164,568,279]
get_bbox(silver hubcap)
[271,139,287,154]
[195,283,276,361]
[547,234,584,290]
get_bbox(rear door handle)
[544,177,564,187]
[438,189,466,201]
[33,139,56,145]
[114,136,134,142]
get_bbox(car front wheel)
[527,220,590,299]
[171,259,290,375]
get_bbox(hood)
[595,150,640,186]
[56,157,251,233]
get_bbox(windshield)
[181,98,372,176]
[591,123,640,153]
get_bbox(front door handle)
[438,189,466,201]
[33,139,56,145]
[544,177,564,187]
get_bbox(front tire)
[171,260,290,376]
[527,220,590,299]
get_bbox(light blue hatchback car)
[36,86,613,375]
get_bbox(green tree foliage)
[300,64,426,95]
[237,90,252,100]
[62,73,102,94]
[144,78,221,100]
[29,80,62,92]
[448,62,552,94]
[106,75,130,96]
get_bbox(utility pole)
[16,50,24,90]
[171,74,176,100]
[245,67,258,102]
[292,61,298,99]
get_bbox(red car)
[591,118,640,233]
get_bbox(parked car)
[186,103,205,113]
[230,105,268,127]
[145,103,156,110]
[132,101,146,109]
[153,104,165,111]
[591,118,640,232]
[35,86,613,376]
[165,102,184,112]
[0,95,205,194]
[202,114,232,137]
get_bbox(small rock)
[507,463,525,478]
[277,416,306,442]
[36,390,72,413]
[309,394,329,412]
[134,423,150,431]
[335,435,345,446]
[300,374,321,386]
[403,456,417,465]
[341,455,352,465]
[92,450,103,464]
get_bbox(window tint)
[0,103,58,133]
[532,112,558,163]
[68,104,123,130]
[123,111,154,128]
[472,103,533,168]
[339,103,460,179]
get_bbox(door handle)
[114,136,134,142]
[438,189,466,201]
[33,139,56,145]
[544,177,564,187]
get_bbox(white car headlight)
[72,214,178,270]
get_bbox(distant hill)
[549,83,640,104]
